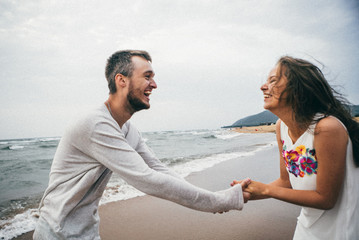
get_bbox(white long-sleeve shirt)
[34,104,244,239]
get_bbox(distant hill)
[349,105,359,117]
[223,111,278,128]
[223,104,359,128]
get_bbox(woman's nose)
[260,82,268,91]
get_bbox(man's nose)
[150,79,157,89]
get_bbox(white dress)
[280,115,359,239]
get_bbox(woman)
[232,56,359,239]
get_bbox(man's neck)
[105,95,133,128]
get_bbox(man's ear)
[115,73,127,88]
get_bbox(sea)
[0,128,276,239]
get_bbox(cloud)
[0,0,358,139]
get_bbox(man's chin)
[128,96,150,112]
[137,106,150,112]
[132,103,150,112]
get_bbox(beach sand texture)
[14,146,300,240]
[233,125,276,134]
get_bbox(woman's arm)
[245,117,347,210]
[232,120,291,199]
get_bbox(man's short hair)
[105,50,152,94]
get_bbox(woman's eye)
[270,79,277,84]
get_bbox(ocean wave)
[0,194,43,240]
[0,209,39,240]
[189,131,208,135]
[168,129,211,136]
[180,130,209,136]
[0,137,60,146]
[203,135,216,139]
[0,182,144,240]
[38,144,57,149]
[167,129,242,140]
[2,145,25,150]
[100,182,145,205]
[214,132,243,140]
[8,139,37,144]
[161,156,187,166]
[38,137,61,142]
[172,151,254,177]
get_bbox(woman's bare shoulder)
[316,116,348,139]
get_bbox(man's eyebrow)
[144,70,155,75]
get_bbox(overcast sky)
[1,0,358,139]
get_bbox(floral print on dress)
[282,140,317,177]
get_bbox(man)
[33,50,250,239]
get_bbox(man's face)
[127,56,157,112]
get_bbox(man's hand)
[213,178,252,214]
[231,178,251,203]
[239,178,251,203]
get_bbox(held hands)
[238,178,251,203]
[228,178,252,203]
[214,179,268,214]
[231,179,269,199]
[214,178,252,214]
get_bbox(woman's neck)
[273,107,306,143]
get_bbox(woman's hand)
[231,180,271,200]
[244,181,270,197]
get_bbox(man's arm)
[85,120,246,213]
[124,122,184,179]
[135,135,184,179]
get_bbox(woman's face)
[260,65,288,112]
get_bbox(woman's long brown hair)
[277,56,359,167]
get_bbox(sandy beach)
[233,124,276,134]
[13,145,300,240]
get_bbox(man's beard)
[127,84,150,112]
